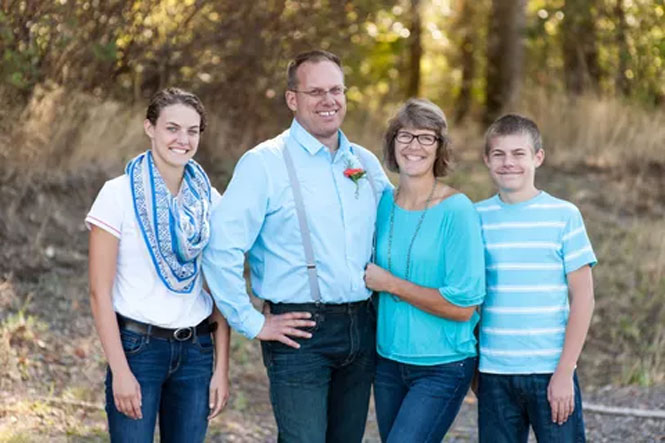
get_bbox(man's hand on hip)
[256,304,316,349]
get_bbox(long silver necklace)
[387,180,437,302]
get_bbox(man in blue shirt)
[203,50,390,442]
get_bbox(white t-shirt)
[85,174,220,328]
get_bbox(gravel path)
[422,388,665,443]
[206,384,665,442]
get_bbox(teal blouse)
[375,189,486,365]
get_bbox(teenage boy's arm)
[548,265,595,425]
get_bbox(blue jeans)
[105,328,213,443]
[261,300,375,443]
[374,355,476,443]
[478,372,586,443]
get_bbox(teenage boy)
[475,114,596,442]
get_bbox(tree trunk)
[406,0,422,98]
[484,0,526,124]
[614,0,631,96]
[562,0,601,95]
[454,0,479,123]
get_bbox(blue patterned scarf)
[126,150,212,294]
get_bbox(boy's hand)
[547,368,575,425]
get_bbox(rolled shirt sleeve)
[438,199,486,307]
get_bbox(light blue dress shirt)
[202,119,391,338]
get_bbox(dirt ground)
[1,162,664,442]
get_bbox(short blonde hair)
[484,113,542,155]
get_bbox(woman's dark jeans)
[374,355,476,443]
[105,328,213,443]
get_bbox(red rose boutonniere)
[344,162,367,198]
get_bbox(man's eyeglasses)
[290,86,348,98]
[395,131,439,146]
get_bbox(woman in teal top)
[364,98,485,443]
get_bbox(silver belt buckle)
[173,327,194,341]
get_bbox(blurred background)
[1,0,664,441]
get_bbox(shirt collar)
[288,119,352,158]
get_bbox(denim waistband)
[267,299,370,314]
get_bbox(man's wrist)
[240,309,266,340]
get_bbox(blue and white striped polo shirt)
[475,191,597,374]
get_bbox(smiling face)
[394,127,439,178]
[144,103,201,172]
[285,60,346,149]
[484,132,544,202]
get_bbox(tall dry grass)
[522,89,665,172]
[2,85,143,178]
[2,84,242,182]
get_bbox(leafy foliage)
[3,0,663,118]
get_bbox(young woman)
[87,88,229,442]
[364,98,485,442]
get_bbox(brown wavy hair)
[383,98,451,177]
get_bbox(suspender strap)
[282,146,322,302]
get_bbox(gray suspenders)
[282,145,377,303]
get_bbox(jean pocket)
[120,330,146,356]
[193,333,214,354]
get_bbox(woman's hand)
[364,263,395,293]
[112,368,143,420]
[208,368,229,420]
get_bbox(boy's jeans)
[478,372,586,443]
[105,328,213,443]
[374,355,476,443]
[261,300,375,443]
